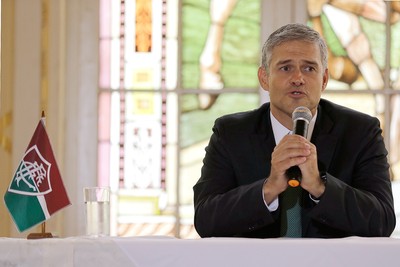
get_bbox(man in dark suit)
[193,23,396,238]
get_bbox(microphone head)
[292,106,312,123]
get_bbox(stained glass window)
[98,0,261,237]
[99,0,170,235]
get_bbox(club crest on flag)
[8,145,52,196]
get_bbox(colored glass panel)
[308,0,400,182]
[181,0,260,91]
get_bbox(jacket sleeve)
[308,117,396,237]
[193,118,277,237]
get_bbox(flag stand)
[27,222,53,239]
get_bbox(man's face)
[258,40,328,127]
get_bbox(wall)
[0,0,98,237]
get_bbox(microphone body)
[286,107,312,187]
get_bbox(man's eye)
[280,66,290,71]
[305,66,315,72]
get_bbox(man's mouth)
[291,90,304,95]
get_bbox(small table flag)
[4,118,71,232]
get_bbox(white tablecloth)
[0,236,399,267]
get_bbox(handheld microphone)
[286,106,312,187]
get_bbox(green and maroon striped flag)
[4,118,71,232]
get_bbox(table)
[1,236,399,267]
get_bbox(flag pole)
[27,111,54,239]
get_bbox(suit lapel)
[250,107,276,177]
[312,104,338,172]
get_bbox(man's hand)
[297,138,325,198]
[263,134,325,203]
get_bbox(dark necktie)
[280,186,302,237]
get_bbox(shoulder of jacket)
[216,102,269,125]
[320,98,376,121]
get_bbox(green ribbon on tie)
[280,186,302,237]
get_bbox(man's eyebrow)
[276,59,319,66]
[303,59,319,66]
[276,59,292,65]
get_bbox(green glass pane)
[181,2,209,89]
[359,17,386,70]
[319,14,347,57]
[180,93,259,148]
[391,20,400,69]
[181,0,260,89]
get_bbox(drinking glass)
[83,186,110,236]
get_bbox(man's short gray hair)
[261,23,328,73]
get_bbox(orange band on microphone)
[288,179,300,187]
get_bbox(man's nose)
[291,69,305,86]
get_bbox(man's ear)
[322,68,329,92]
[258,67,269,92]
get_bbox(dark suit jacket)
[193,99,396,238]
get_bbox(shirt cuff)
[265,197,279,211]
[309,193,320,203]
[262,179,279,211]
